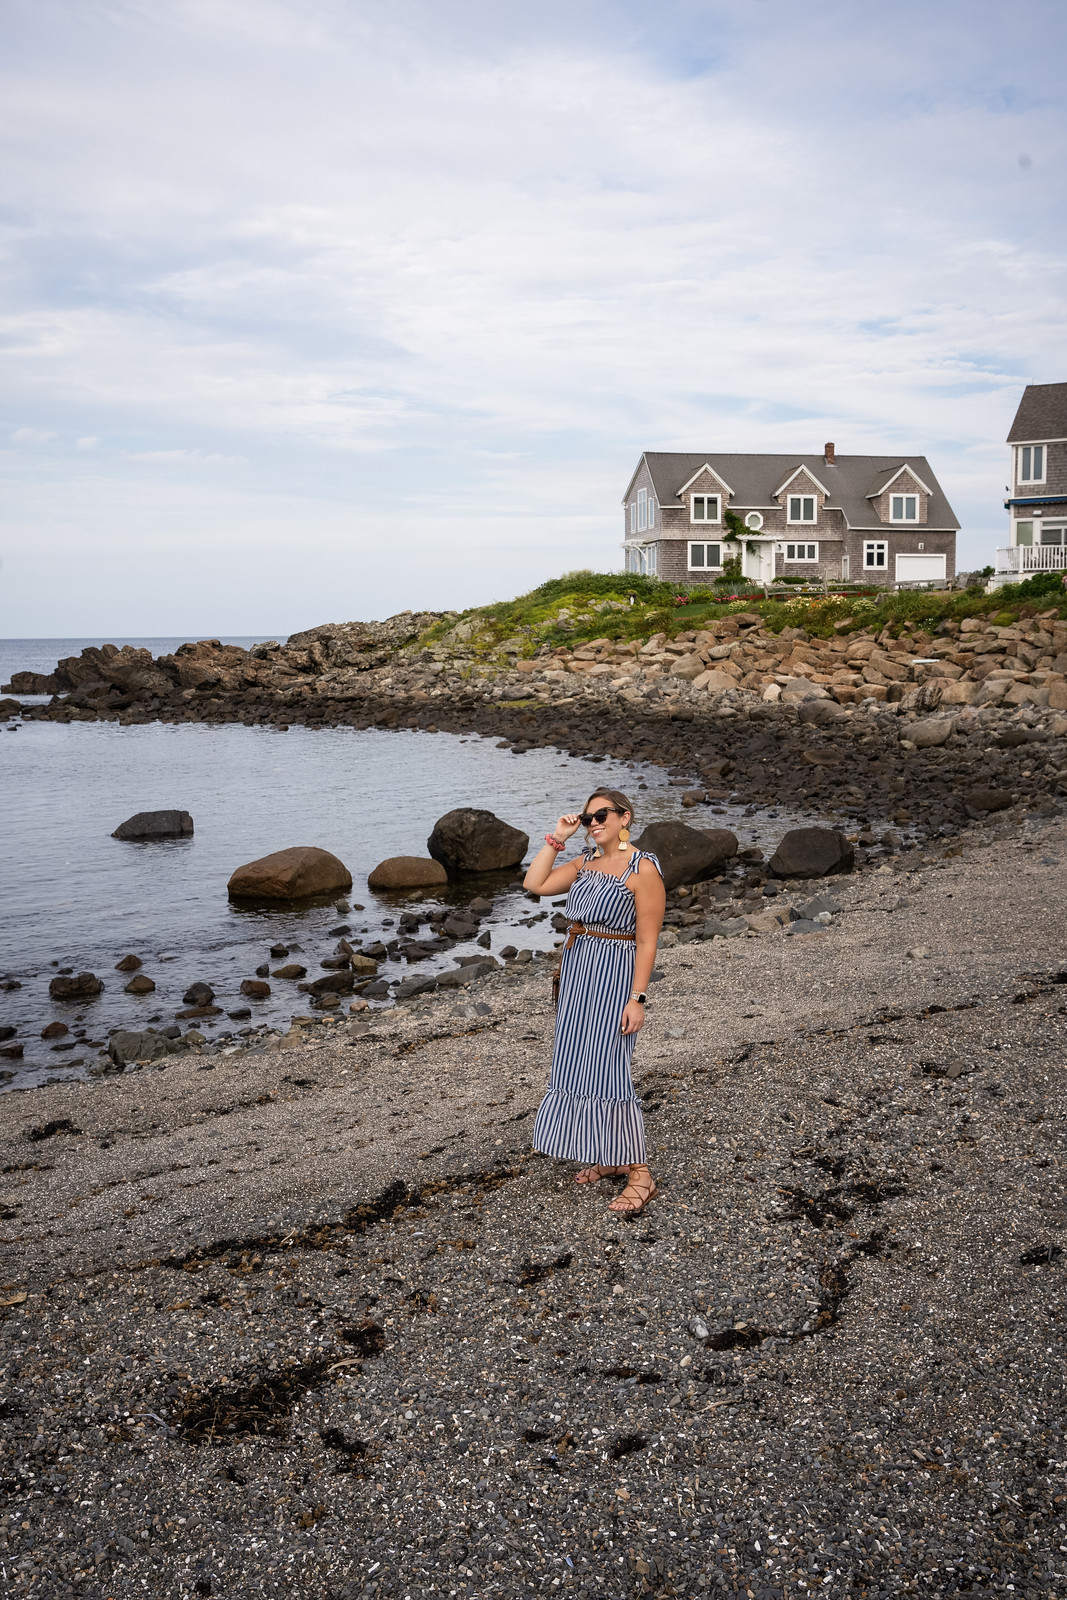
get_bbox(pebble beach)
[1,804,1065,1598]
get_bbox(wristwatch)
[630,991,647,1004]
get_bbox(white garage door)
[895,553,946,583]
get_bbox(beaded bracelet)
[544,833,566,852]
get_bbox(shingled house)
[622,445,959,588]
[996,382,1067,583]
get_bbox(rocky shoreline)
[0,806,1065,1597]
[4,607,1067,846]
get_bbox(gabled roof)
[1007,383,1067,443]
[773,463,832,499]
[867,462,933,498]
[676,461,735,497]
[633,452,960,531]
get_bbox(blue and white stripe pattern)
[532,848,662,1167]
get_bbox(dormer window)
[691,494,720,523]
[1019,445,1045,484]
[788,495,816,524]
[891,494,918,521]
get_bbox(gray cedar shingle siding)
[623,451,958,584]
[1006,383,1067,443]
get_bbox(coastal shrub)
[413,568,1066,657]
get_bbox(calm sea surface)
[1,639,814,1092]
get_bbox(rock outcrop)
[427,810,529,873]
[227,847,353,900]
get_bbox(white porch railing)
[995,544,1067,574]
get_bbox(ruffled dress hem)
[532,1088,646,1166]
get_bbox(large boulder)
[112,810,194,841]
[367,856,448,890]
[634,821,738,891]
[768,828,854,879]
[427,809,529,873]
[48,972,103,1001]
[3,671,57,694]
[227,846,352,900]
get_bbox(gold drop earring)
[618,822,630,852]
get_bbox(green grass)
[412,568,1067,657]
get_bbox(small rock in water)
[469,897,494,914]
[227,1007,252,1021]
[115,954,142,972]
[112,809,193,841]
[269,944,290,958]
[240,979,271,999]
[255,964,269,978]
[272,964,307,979]
[41,1021,69,1039]
[0,1026,15,1042]
[334,899,350,912]
[476,930,491,948]
[0,1043,24,1059]
[182,981,215,1006]
[125,974,156,994]
[48,972,103,1000]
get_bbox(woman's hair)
[583,788,635,825]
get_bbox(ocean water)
[1,640,819,1092]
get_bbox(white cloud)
[9,427,57,445]
[75,435,99,449]
[124,448,247,465]
[0,0,1065,632]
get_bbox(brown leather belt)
[563,921,635,949]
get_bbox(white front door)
[743,540,774,584]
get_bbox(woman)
[523,789,665,1214]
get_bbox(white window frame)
[864,540,888,570]
[688,541,722,571]
[647,492,655,530]
[744,511,764,530]
[890,493,919,521]
[690,494,720,524]
[1018,444,1046,485]
[629,502,637,534]
[637,486,647,531]
[784,541,818,562]
[787,495,817,524]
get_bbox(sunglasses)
[579,807,625,826]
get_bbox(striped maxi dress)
[532,847,662,1167]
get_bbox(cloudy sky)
[2,0,1065,637]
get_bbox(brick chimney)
[824,441,835,464]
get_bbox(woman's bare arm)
[620,857,666,1035]
[523,814,585,897]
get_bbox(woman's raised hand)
[555,814,582,841]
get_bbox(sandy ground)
[1,814,1066,1599]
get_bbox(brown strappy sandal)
[608,1165,658,1214]
[575,1164,626,1185]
